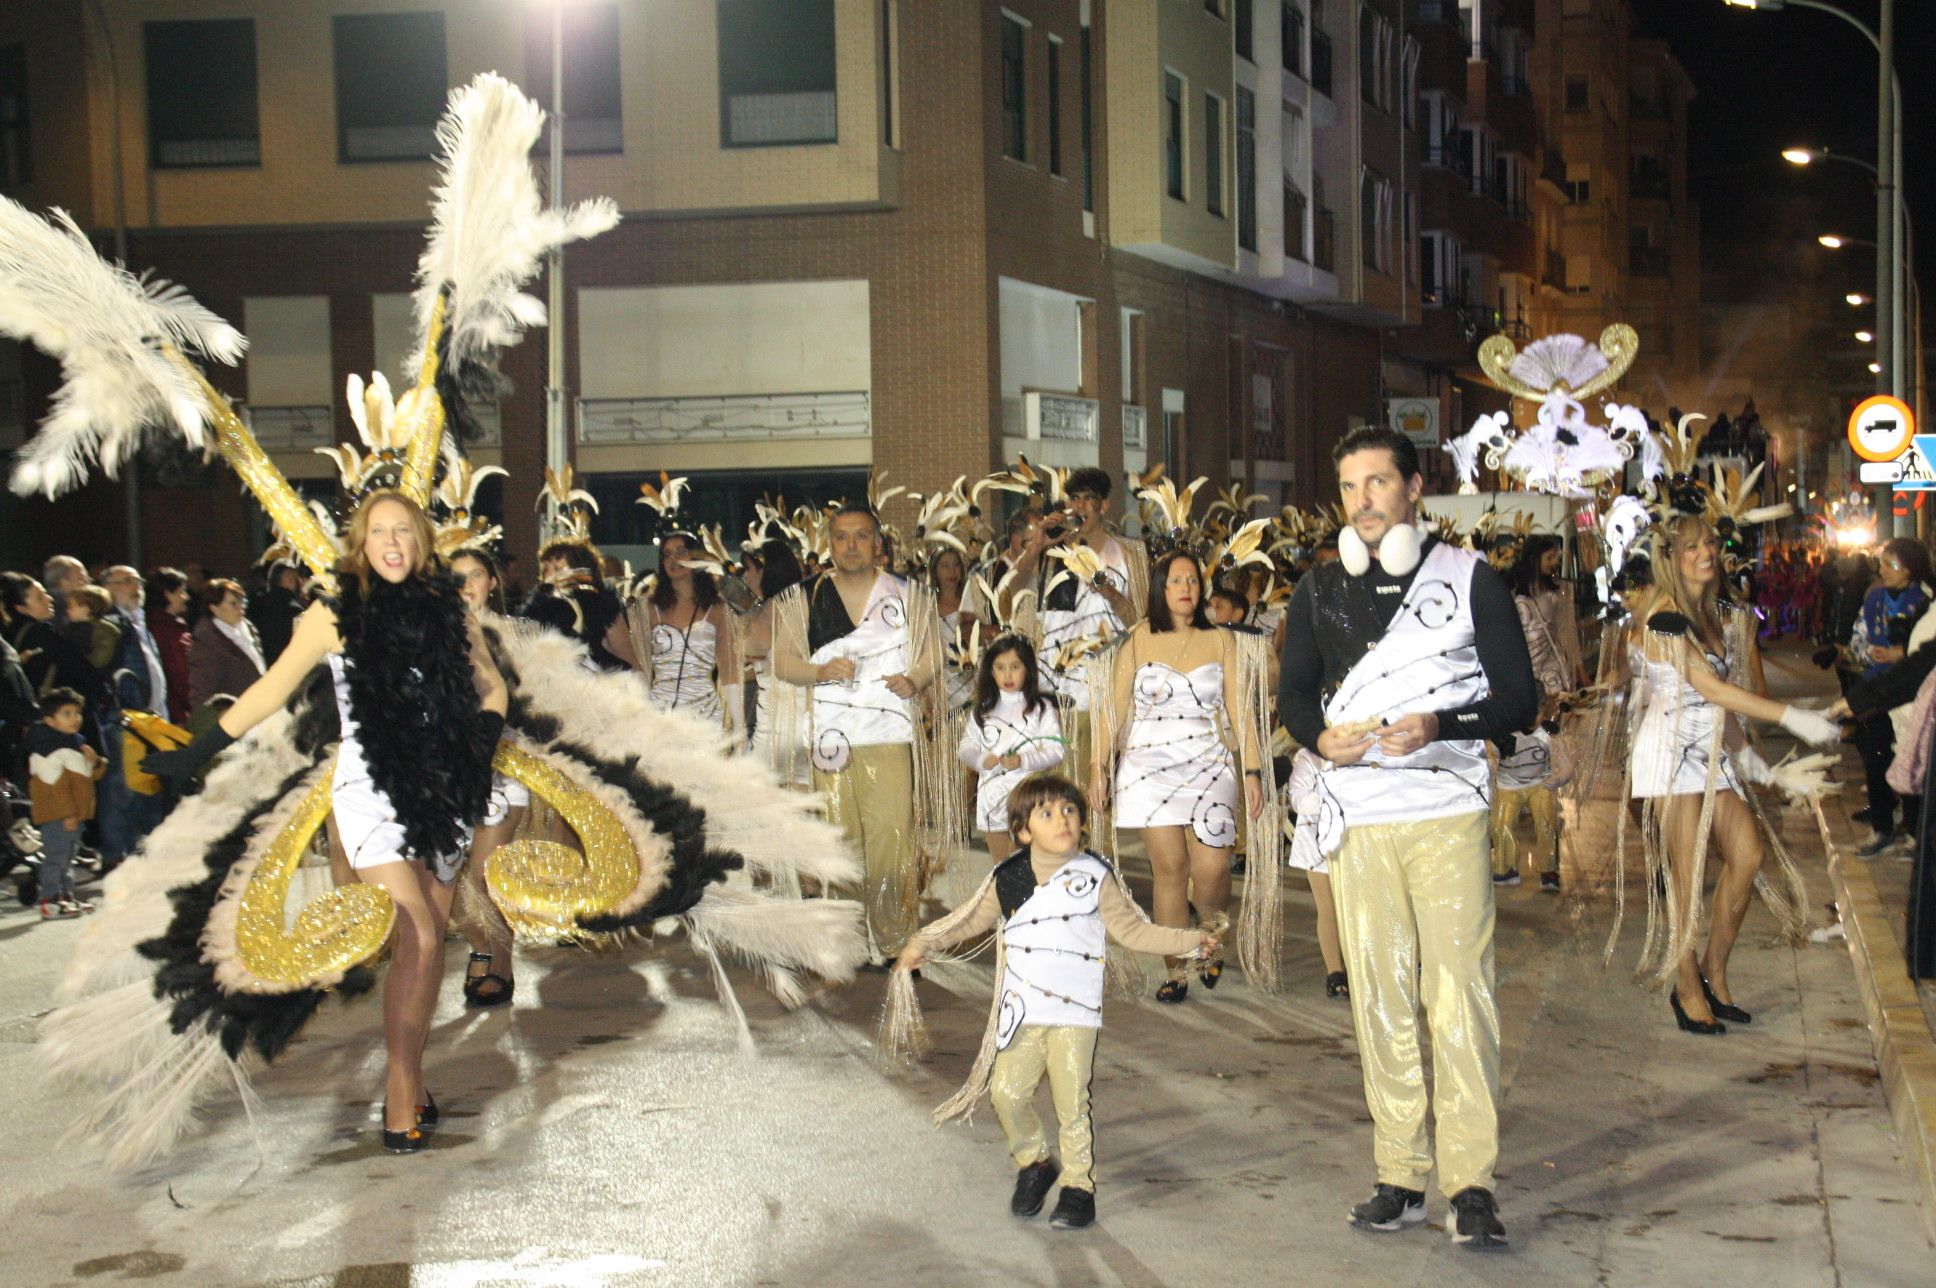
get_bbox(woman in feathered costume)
[5,74,866,1171]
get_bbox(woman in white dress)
[956,634,1063,862]
[1624,515,1841,1034]
[145,492,507,1151]
[1092,550,1266,1002]
[622,531,739,736]
[449,547,526,1008]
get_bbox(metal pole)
[545,0,568,477]
[1877,0,1897,530]
[86,0,138,566]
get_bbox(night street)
[0,648,1924,1287]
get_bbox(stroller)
[1,778,41,905]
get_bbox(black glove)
[142,724,235,792]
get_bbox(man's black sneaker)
[1857,831,1899,860]
[1048,1186,1095,1230]
[1448,1187,1508,1249]
[1348,1183,1426,1231]
[1325,971,1350,999]
[1492,871,1521,887]
[1010,1158,1057,1218]
[1540,870,1561,892]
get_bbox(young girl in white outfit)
[957,635,1065,862]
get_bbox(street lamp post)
[545,0,568,479]
[1727,0,1901,527]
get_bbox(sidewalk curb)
[1832,853,1936,1245]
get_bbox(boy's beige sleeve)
[1098,880,1203,957]
[909,881,1001,953]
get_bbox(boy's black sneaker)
[1325,971,1350,999]
[1540,870,1561,892]
[1348,1183,1426,1231]
[1048,1186,1095,1230]
[1010,1159,1057,1218]
[1448,1187,1508,1249]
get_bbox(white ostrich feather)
[410,73,620,379]
[0,201,245,498]
[1507,333,1609,393]
[1601,495,1652,575]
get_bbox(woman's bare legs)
[358,858,457,1131]
[460,810,523,997]
[1144,825,1191,972]
[1700,792,1764,1007]
[1661,795,1717,1024]
[1306,869,1344,976]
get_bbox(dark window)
[145,19,259,168]
[880,0,895,147]
[1359,7,1376,105]
[1206,0,1227,17]
[1047,38,1062,175]
[1564,74,1588,113]
[1361,171,1377,266]
[1236,87,1256,250]
[1420,235,1437,300]
[1205,93,1223,216]
[0,45,28,188]
[525,2,624,154]
[1164,73,1185,199]
[1001,15,1026,161]
[1282,4,1304,76]
[1284,181,1306,260]
[1311,25,1333,95]
[1236,0,1254,61]
[334,12,446,162]
[1079,26,1094,210]
[719,0,837,148]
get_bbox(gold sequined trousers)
[816,742,916,957]
[1329,810,1499,1197]
[1489,784,1559,877]
[990,1024,1099,1190]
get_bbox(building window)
[1282,4,1305,77]
[1001,13,1027,162]
[1205,92,1224,217]
[1236,0,1255,61]
[718,0,837,148]
[1564,73,1588,113]
[334,12,446,163]
[1079,25,1094,210]
[0,45,28,188]
[1236,87,1257,251]
[145,19,260,168]
[1284,178,1307,261]
[1360,8,1377,105]
[1047,36,1062,176]
[880,0,897,147]
[525,3,623,153]
[1164,72,1185,199]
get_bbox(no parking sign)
[1848,395,1922,487]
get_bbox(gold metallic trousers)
[1329,811,1499,1197]
[1490,784,1559,877]
[990,1024,1100,1190]
[816,742,916,957]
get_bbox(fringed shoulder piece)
[1120,536,1150,627]
[1230,628,1284,992]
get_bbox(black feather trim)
[1646,610,1691,637]
[135,763,374,1061]
[329,572,494,863]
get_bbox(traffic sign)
[1896,434,1936,491]
[1848,394,1916,462]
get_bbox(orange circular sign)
[1848,394,1916,462]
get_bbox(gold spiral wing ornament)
[487,741,643,941]
[1477,324,1640,401]
[179,354,342,587]
[233,759,398,989]
[1475,334,1534,399]
[395,289,449,506]
[1573,324,1640,399]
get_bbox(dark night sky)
[1630,0,1933,304]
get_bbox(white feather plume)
[410,73,620,378]
[0,201,245,498]
[1507,333,1608,393]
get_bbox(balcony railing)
[1416,0,1456,24]
[1504,198,1530,222]
[1423,142,1470,178]
[1313,206,1336,272]
[1311,31,1334,97]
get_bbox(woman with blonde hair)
[1622,514,1840,1033]
[146,490,508,1149]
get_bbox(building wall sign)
[577,391,871,445]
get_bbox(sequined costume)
[957,691,1065,833]
[1111,660,1240,844]
[621,599,734,729]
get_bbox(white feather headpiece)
[0,203,246,498]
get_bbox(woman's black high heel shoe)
[416,1092,439,1130]
[1155,977,1189,1004]
[1670,989,1726,1035]
[1698,972,1751,1025]
[381,1106,426,1154]
[1197,957,1224,990]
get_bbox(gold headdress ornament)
[908,476,976,559]
[536,464,599,543]
[634,471,690,527]
[1477,324,1640,403]
[1204,482,1267,531]
[431,442,507,556]
[977,454,1067,509]
[1268,503,1343,559]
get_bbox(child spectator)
[1205,584,1250,627]
[61,583,122,673]
[26,687,104,918]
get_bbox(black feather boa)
[329,572,494,863]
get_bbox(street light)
[1848,293,1871,306]
[1819,234,1849,249]
[1870,362,1883,374]
[1781,147,1816,166]
[1856,330,1875,343]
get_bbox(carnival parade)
[0,4,1932,1285]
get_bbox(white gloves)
[1778,705,1843,747]
[1733,745,1775,786]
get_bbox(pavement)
[0,644,1931,1287]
